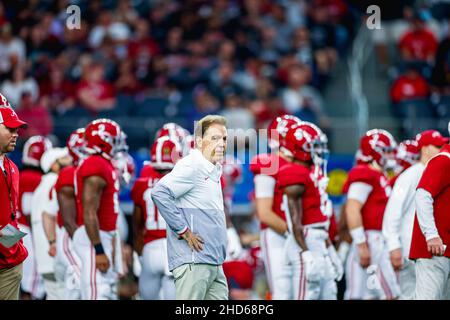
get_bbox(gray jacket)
[151,149,227,271]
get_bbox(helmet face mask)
[113,151,135,187]
[116,131,129,154]
[309,132,329,179]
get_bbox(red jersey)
[54,165,76,228]
[130,168,166,244]
[250,153,289,229]
[409,145,450,259]
[76,80,115,112]
[390,75,429,104]
[140,163,159,179]
[343,164,391,231]
[277,163,328,226]
[328,212,338,242]
[398,29,438,61]
[75,155,119,232]
[0,156,28,268]
[17,168,42,227]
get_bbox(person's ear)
[196,136,203,148]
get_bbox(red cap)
[0,93,27,128]
[416,130,449,149]
[0,107,27,129]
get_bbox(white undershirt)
[382,162,424,255]
[254,174,276,198]
[416,188,439,241]
[347,182,373,204]
[0,156,4,171]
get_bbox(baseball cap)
[40,147,69,173]
[416,130,449,149]
[0,107,28,129]
[0,93,27,129]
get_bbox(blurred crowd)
[364,0,450,136]
[0,0,358,148]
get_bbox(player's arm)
[345,182,373,268]
[254,174,288,236]
[58,185,78,238]
[338,203,352,244]
[284,184,307,250]
[382,174,408,270]
[21,192,34,228]
[83,175,109,272]
[415,156,449,256]
[42,211,56,257]
[132,204,144,256]
[42,188,59,257]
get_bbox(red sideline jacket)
[0,156,28,268]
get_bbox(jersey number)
[143,189,166,230]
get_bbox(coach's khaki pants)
[414,257,450,300]
[172,263,228,300]
[0,263,23,300]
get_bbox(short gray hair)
[194,115,227,138]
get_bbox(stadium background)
[1,0,449,298]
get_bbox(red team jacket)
[75,155,119,231]
[409,145,450,259]
[277,163,327,226]
[343,164,391,231]
[54,165,77,228]
[0,157,28,268]
[17,168,42,227]
[250,153,289,230]
[131,168,167,244]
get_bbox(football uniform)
[250,153,290,299]
[51,165,82,299]
[30,171,60,299]
[139,162,158,179]
[73,155,122,300]
[17,168,45,299]
[277,163,335,300]
[131,167,175,300]
[343,164,400,300]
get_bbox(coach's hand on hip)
[181,229,204,252]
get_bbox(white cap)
[40,147,69,173]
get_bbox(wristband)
[48,239,56,245]
[350,227,366,245]
[94,243,105,255]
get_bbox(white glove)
[301,250,322,282]
[337,241,350,265]
[226,228,243,260]
[132,251,142,278]
[327,245,344,281]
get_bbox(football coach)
[152,115,229,300]
[0,102,29,300]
